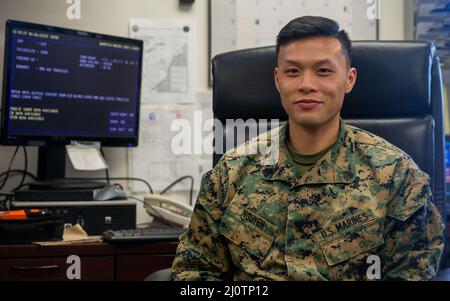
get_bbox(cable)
[0,169,37,181]
[0,146,20,191]
[0,169,37,193]
[128,195,180,228]
[0,198,11,211]
[65,176,154,193]
[0,193,13,211]
[160,175,194,207]
[12,182,32,192]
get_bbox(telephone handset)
[143,194,194,227]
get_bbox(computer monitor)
[1,20,143,188]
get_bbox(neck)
[288,116,340,155]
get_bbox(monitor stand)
[30,145,106,191]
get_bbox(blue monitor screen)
[1,20,143,146]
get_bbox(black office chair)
[147,41,450,280]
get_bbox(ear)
[274,67,280,92]
[345,67,357,94]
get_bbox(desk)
[0,241,177,281]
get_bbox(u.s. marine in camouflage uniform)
[171,16,445,281]
[172,120,444,280]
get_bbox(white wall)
[379,0,406,40]
[0,0,408,194]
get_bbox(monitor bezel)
[0,19,143,147]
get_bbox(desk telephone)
[143,194,193,227]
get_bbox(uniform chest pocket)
[219,203,276,260]
[318,220,385,266]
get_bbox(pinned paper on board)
[209,0,378,84]
[128,104,203,192]
[129,19,196,104]
[66,142,108,171]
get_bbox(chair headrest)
[212,41,435,120]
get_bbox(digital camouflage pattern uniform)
[172,120,445,280]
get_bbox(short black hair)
[276,16,352,67]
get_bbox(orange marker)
[0,209,49,220]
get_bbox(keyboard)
[102,227,186,242]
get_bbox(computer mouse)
[94,185,127,201]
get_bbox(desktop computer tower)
[11,200,136,235]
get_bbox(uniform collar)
[260,119,356,187]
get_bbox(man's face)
[274,36,357,129]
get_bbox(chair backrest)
[212,41,447,223]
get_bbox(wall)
[379,0,405,40]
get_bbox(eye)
[285,68,299,76]
[317,68,332,75]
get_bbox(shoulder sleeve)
[386,160,430,220]
[381,158,445,280]
[171,156,233,281]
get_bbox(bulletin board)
[208,0,379,85]
[415,0,450,68]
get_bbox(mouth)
[294,99,323,109]
[294,99,322,104]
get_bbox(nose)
[298,71,317,94]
